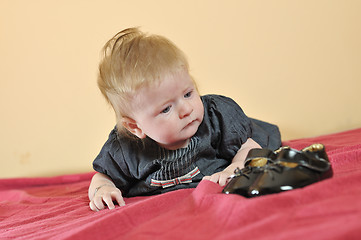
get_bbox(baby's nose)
[179,102,193,119]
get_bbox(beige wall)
[1,0,360,178]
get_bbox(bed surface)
[1,128,361,239]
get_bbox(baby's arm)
[203,138,261,186]
[88,172,125,211]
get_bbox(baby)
[88,28,281,211]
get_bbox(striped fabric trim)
[153,137,199,181]
[150,167,200,188]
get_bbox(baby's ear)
[121,117,146,139]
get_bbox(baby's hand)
[203,169,234,187]
[89,184,125,211]
[203,163,241,186]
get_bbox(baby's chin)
[160,138,190,150]
[159,123,200,150]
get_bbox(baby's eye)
[184,91,193,98]
[161,106,171,114]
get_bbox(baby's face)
[130,69,204,150]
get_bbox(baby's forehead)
[133,69,192,97]
[140,67,187,87]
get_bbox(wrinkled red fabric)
[1,128,361,240]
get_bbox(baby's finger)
[208,174,220,184]
[93,196,106,211]
[103,193,115,210]
[218,175,229,187]
[89,201,98,212]
[203,176,210,180]
[112,192,126,206]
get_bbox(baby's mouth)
[183,119,196,130]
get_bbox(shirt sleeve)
[204,95,252,160]
[92,128,134,195]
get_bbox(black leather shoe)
[222,148,277,195]
[223,144,333,197]
[222,166,263,196]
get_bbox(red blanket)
[1,128,361,240]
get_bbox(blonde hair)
[97,27,190,134]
